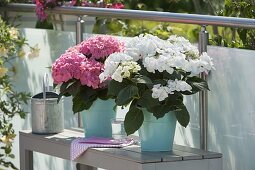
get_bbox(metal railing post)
[199,25,209,150]
[76,16,84,128]
[76,16,84,44]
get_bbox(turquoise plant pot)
[138,110,177,152]
[82,99,116,138]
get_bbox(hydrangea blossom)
[35,0,124,21]
[99,53,133,82]
[100,34,213,102]
[152,80,192,101]
[184,52,214,74]
[79,59,104,89]
[52,35,124,89]
[52,52,85,84]
[78,35,124,60]
[111,61,141,82]
[167,35,199,59]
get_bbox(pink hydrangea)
[52,52,85,84]
[107,2,125,9]
[79,59,104,89]
[66,44,80,53]
[35,0,48,21]
[78,35,124,60]
[52,35,124,89]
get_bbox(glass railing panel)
[207,46,255,170]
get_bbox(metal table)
[19,130,222,170]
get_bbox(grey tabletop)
[20,129,222,164]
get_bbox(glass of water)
[111,118,126,140]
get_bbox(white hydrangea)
[168,79,192,92]
[152,79,192,101]
[125,35,157,61]
[151,84,169,101]
[184,52,214,75]
[99,53,133,82]
[111,61,141,82]
[135,34,204,74]
[101,34,213,85]
[168,35,199,59]
[199,52,214,73]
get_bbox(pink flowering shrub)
[52,52,85,84]
[76,35,124,60]
[35,0,124,21]
[51,35,124,112]
[35,0,58,21]
[79,59,104,89]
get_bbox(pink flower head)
[52,52,85,84]
[35,0,59,21]
[107,2,125,9]
[70,0,78,6]
[79,59,104,89]
[35,0,48,21]
[78,35,124,60]
[66,44,80,53]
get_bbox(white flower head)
[199,52,214,72]
[9,27,19,39]
[184,52,214,75]
[100,52,133,82]
[0,45,8,57]
[28,44,40,59]
[152,79,192,102]
[152,84,169,101]
[124,34,159,61]
[111,61,141,82]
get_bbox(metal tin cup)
[31,74,64,134]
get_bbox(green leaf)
[60,81,69,94]
[174,104,190,127]
[97,88,109,100]
[124,107,144,135]
[72,86,97,113]
[65,81,81,96]
[9,154,15,159]
[58,81,74,102]
[153,79,167,86]
[149,94,183,119]
[5,147,11,154]
[186,76,210,93]
[137,89,159,109]
[163,70,181,80]
[116,85,139,106]
[107,80,129,97]
[72,95,95,113]
[131,75,152,85]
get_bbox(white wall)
[12,28,78,170]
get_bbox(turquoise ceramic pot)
[138,110,177,151]
[82,99,116,138]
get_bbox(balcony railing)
[1,3,255,151]
[1,3,255,28]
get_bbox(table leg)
[20,148,33,170]
[20,135,33,170]
[76,163,97,170]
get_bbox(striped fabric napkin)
[71,137,134,160]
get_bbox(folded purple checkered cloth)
[71,137,134,160]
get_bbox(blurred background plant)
[211,0,255,49]
[1,0,254,49]
[0,16,38,169]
